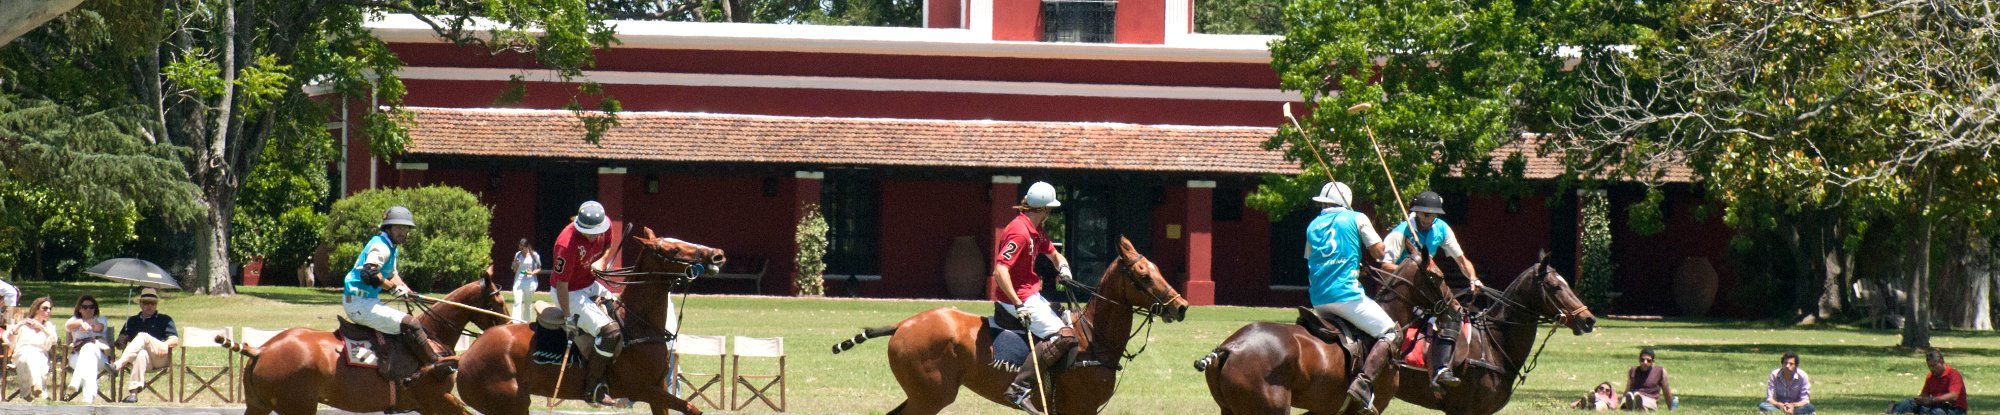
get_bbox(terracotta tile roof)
[1482,136,1696,183]
[403,107,1301,175]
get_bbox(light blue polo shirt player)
[1307,206,1383,306]
[345,232,399,299]
[1383,216,1462,265]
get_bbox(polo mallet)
[549,344,572,413]
[1022,310,1052,414]
[416,294,526,323]
[1346,102,1410,216]
[1282,102,1341,183]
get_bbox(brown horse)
[1194,254,1453,415]
[225,273,510,415]
[830,236,1191,415]
[456,227,724,415]
[1384,257,1596,415]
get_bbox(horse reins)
[1465,262,1590,387]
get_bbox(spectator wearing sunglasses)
[65,295,112,403]
[1623,347,1675,411]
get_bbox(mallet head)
[1346,102,1374,114]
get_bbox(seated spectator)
[110,288,177,403]
[1623,347,1675,411]
[64,295,112,403]
[1761,351,1814,414]
[1887,349,1966,415]
[4,297,56,401]
[1572,381,1619,411]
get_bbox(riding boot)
[1347,332,1400,415]
[585,324,623,407]
[399,317,442,368]
[1428,321,1461,390]
[1003,334,1076,415]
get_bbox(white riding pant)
[564,281,617,336]
[512,273,540,322]
[1314,299,1397,340]
[343,296,409,334]
[997,293,1069,338]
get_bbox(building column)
[1183,180,1216,305]
[598,167,628,270]
[395,162,428,188]
[792,171,825,296]
[990,175,1022,254]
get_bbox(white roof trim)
[366,14,1276,63]
[399,66,1301,102]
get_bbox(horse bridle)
[594,240,712,286]
[1061,255,1181,364]
[1474,261,1591,386]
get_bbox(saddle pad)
[343,339,381,369]
[529,323,584,367]
[1399,320,1473,369]
[981,320,1032,373]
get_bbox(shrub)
[1578,190,1616,311]
[794,204,827,296]
[323,186,492,291]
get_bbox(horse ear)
[1117,235,1138,259]
[638,226,658,243]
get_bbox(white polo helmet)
[1311,182,1354,207]
[575,201,611,235]
[1023,181,1062,208]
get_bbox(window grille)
[1041,0,1117,43]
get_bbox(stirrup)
[1004,383,1044,415]
[588,382,619,407]
[1347,385,1377,415]
[1431,367,1462,389]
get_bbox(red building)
[338,0,1741,314]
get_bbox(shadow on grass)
[1655,342,2000,358]
[1680,392,1917,414]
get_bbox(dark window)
[1268,209,1313,287]
[1042,0,1117,43]
[821,173,881,276]
[1213,186,1245,222]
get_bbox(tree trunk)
[1902,176,1936,349]
[193,0,239,296]
[1935,225,1993,330]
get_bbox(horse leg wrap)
[593,324,623,357]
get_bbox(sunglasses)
[80,303,97,309]
[1640,357,1654,362]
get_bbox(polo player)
[1381,190,1485,389]
[341,206,441,377]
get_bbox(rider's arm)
[1380,229,1406,272]
[991,266,1024,305]
[1440,227,1480,290]
[1356,214,1386,266]
[1047,249,1072,281]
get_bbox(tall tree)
[2,0,619,294]
[1563,0,2000,346]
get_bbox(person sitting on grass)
[1761,351,1813,414]
[1887,349,1966,415]
[1623,347,1674,411]
[1572,381,1618,411]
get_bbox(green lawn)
[6,281,1996,414]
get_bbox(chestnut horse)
[225,273,510,415]
[1196,254,1597,415]
[830,236,1191,415]
[1195,254,1454,415]
[456,227,724,415]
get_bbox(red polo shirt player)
[991,181,1075,415]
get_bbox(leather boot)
[1003,334,1075,415]
[1428,323,1461,390]
[399,317,442,369]
[1348,333,1400,415]
[585,324,622,407]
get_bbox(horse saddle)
[335,318,421,382]
[1294,307,1373,374]
[528,302,587,367]
[1398,319,1474,371]
[982,303,1074,373]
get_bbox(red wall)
[1608,187,1739,316]
[1212,192,1280,305]
[620,174,800,294]
[1115,0,1166,44]
[871,180,993,298]
[993,0,1042,41]
[1456,191,1557,288]
[927,0,963,28]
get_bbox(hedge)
[323,186,493,291]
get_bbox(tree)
[1195,0,1288,35]
[1562,0,2000,347]
[1,1,619,294]
[1253,0,1652,220]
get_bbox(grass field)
[6,280,1997,414]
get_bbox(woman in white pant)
[6,296,57,401]
[64,295,111,403]
[511,238,545,322]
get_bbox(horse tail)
[1192,347,1230,372]
[216,334,261,359]
[830,326,897,354]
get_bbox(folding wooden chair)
[673,334,727,409]
[178,326,236,403]
[235,326,282,402]
[730,336,785,412]
[114,336,179,403]
[55,324,119,402]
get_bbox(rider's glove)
[1017,308,1034,322]
[393,285,413,298]
[1058,263,1075,282]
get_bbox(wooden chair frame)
[178,326,235,403]
[730,336,785,412]
[673,334,728,409]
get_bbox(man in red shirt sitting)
[1888,349,1967,415]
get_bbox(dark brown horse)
[225,273,510,415]
[1194,255,1452,415]
[1384,257,1596,415]
[456,227,724,415]
[830,236,1191,415]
